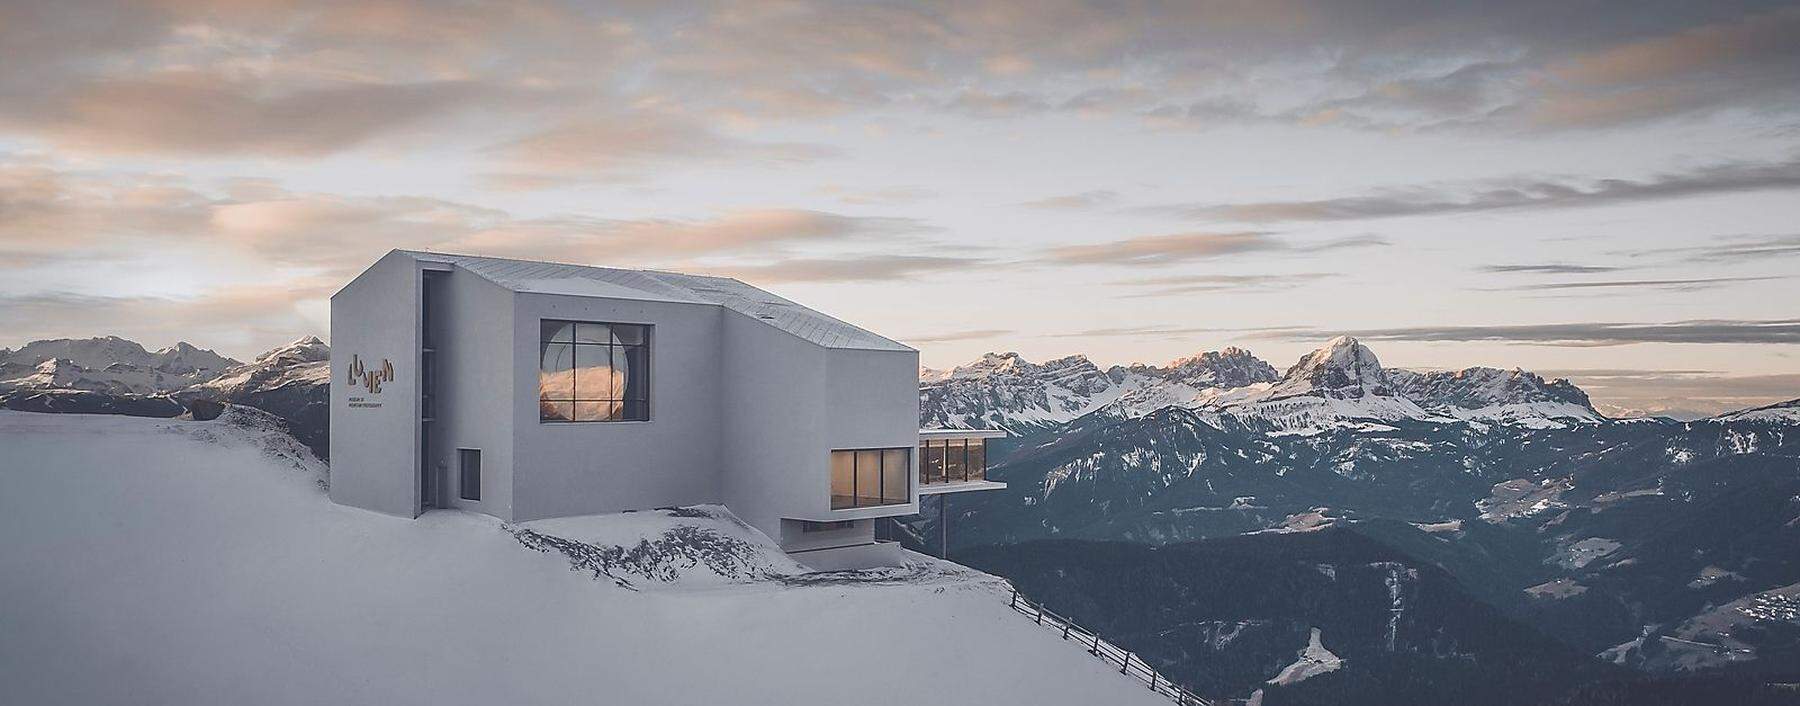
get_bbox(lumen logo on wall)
[345,354,395,409]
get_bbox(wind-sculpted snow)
[513,505,804,589]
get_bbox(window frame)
[537,319,653,424]
[829,446,913,510]
[917,438,988,486]
[458,448,481,502]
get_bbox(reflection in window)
[917,438,988,485]
[829,448,911,510]
[922,441,944,485]
[539,320,650,422]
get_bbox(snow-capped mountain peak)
[152,341,238,377]
[1265,335,1392,400]
[1152,346,1280,389]
[0,337,240,396]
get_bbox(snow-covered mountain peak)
[1157,347,1280,389]
[152,341,239,377]
[919,351,1119,432]
[1266,336,1392,400]
[253,336,330,365]
[1,336,238,378]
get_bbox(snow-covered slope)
[186,336,329,398]
[0,410,1169,706]
[1709,398,1800,424]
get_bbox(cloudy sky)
[2,1,1798,416]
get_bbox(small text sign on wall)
[346,354,394,409]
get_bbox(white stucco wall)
[719,310,920,539]
[426,270,517,519]
[329,252,923,550]
[328,251,422,517]
[717,310,829,539]
[508,292,726,522]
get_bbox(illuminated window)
[829,447,911,509]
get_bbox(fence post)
[1009,590,1017,610]
[1150,671,1159,691]
[1091,631,1102,655]
[1061,619,1071,640]
[1122,652,1132,675]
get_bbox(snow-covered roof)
[399,251,911,352]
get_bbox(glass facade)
[539,320,650,422]
[829,447,911,510]
[917,438,988,485]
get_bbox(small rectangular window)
[458,448,481,501]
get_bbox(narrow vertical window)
[458,449,481,501]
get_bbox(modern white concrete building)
[329,251,1004,568]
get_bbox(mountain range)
[921,336,1605,435]
[4,331,1795,703]
[914,337,1799,703]
[0,336,330,457]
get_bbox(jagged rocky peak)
[1267,336,1393,400]
[1164,346,1280,388]
[934,351,1107,386]
[1110,346,1279,389]
[1389,366,1594,411]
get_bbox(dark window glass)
[944,439,965,480]
[967,440,986,482]
[458,449,481,501]
[542,320,575,343]
[539,320,650,422]
[612,325,647,345]
[922,441,944,484]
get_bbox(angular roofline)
[381,250,914,353]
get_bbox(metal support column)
[939,494,949,559]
